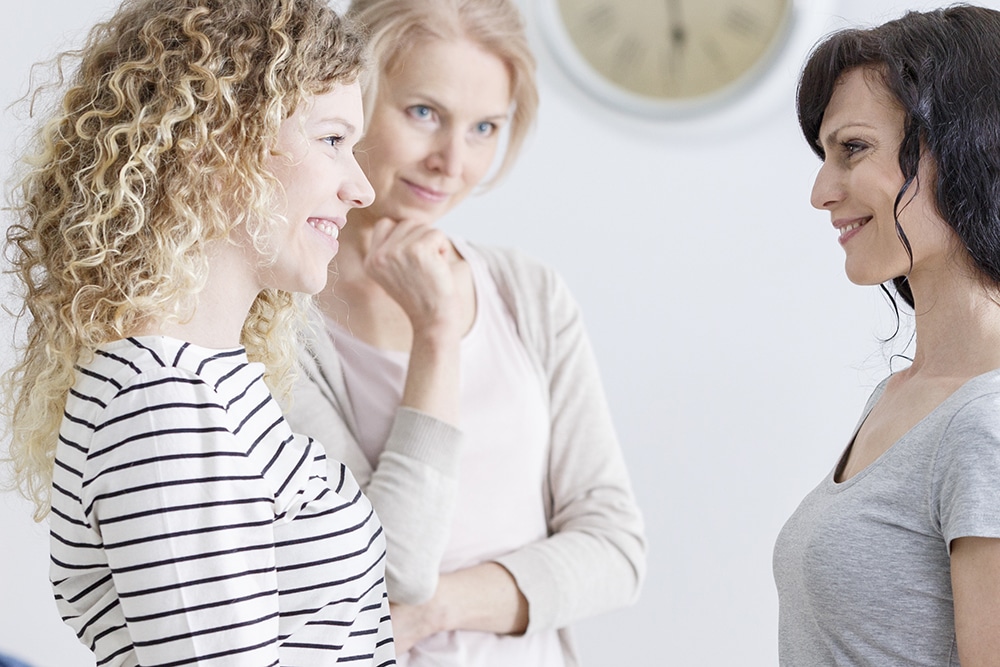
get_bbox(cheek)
[361,116,418,166]
[466,146,499,184]
[276,158,330,211]
[277,169,310,206]
[359,140,404,182]
[268,149,307,192]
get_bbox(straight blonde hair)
[349,0,538,186]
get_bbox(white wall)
[2,1,994,665]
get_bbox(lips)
[307,217,344,241]
[835,216,871,244]
[402,179,449,203]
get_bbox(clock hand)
[664,0,687,77]
[665,0,687,46]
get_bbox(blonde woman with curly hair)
[286,0,646,664]
[2,0,395,664]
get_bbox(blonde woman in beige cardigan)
[287,1,646,664]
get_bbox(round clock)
[535,0,813,118]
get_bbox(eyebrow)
[819,122,878,149]
[481,112,512,124]
[315,118,358,135]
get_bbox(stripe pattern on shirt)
[50,336,396,666]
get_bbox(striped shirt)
[49,336,396,666]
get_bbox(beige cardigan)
[286,243,646,663]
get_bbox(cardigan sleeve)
[483,245,648,633]
[287,314,464,604]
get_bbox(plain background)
[3,0,997,665]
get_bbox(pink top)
[329,238,565,666]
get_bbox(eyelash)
[841,140,867,157]
[408,105,435,121]
[322,135,345,148]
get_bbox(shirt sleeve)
[935,391,1000,547]
[79,368,282,665]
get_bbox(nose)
[341,158,375,208]
[810,160,843,211]
[426,131,464,178]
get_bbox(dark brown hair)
[798,4,1000,308]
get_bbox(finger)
[370,219,433,258]
[377,224,451,270]
[403,224,451,257]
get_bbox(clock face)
[543,0,795,111]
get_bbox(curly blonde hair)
[3,0,366,520]
[349,0,538,185]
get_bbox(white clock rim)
[532,0,837,123]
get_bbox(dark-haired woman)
[774,5,1000,666]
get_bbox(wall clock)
[535,0,814,119]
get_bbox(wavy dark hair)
[797,4,1000,309]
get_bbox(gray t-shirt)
[773,370,1000,666]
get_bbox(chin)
[844,272,898,289]
[304,278,330,295]
[394,197,455,224]
[284,272,330,296]
[844,260,888,288]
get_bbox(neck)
[149,241,258,349]
[905,263,1000,379]
[339,209,377,260]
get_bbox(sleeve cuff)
[383,407,463,476]
[494,547,560,634]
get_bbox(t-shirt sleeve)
[78,368,282,665]
[936,392,1000,547]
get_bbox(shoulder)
[73,337,259,424]
[64,342,252,491]
[464,241,559,290]
[463,242,585,360]
[73,339,205,413]
[933,374,1000,541]
[929,374,1000,493]
[464,241,578,319]
[941,374,1000,437]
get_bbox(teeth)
[839,220,865,237]
[309,218,339,240]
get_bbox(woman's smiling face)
[811,67,955,288]
[355,37,512,225]
[259,80,374,295]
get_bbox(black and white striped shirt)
[50,336,396,666]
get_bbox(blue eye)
[322,135,344,148]
[407,105,434,121]
[475,121,497,137]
